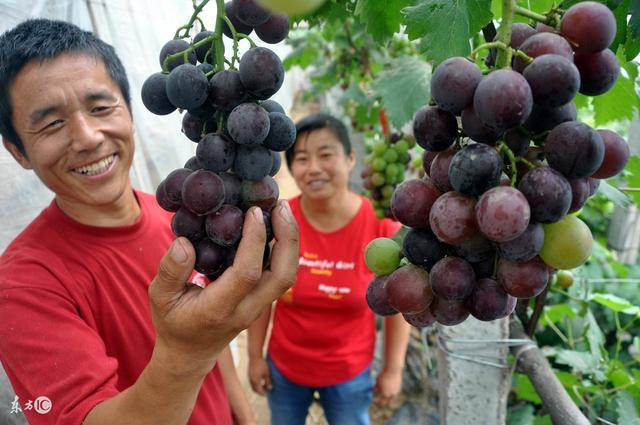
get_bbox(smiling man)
[0,19,298,425]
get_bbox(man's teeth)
[75,155,116,176]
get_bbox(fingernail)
[252,207,264,224]
[279,200,292,223]
[169,238,188,264]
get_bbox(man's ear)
[3,139,32,170]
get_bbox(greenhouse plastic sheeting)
[0,0,301,253]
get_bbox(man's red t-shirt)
[268,195,400,387]
[0,191,232,425]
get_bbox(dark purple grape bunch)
[223,0,290,44]
[365,2,631,327]
[144,1,297,280]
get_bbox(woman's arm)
[218,345,257,425]
[246,305,273,395]
[374,314,411,406]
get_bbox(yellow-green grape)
[398,151,410,164]
[540,215,593,270]
[382,148,399,163]
[385,163,400,180]
[372,158,387,172]
[364,237,402,276]
[372,141,388,156]
[379,197,391,208]
[371,172,386,187]
[257,0,327,16]
[394,139,410,154]
[375,208,386,220]
[555,270,574,288]
[364,154,374,165]
[381,185,394,199]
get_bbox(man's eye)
[43,119,63,130]
[92,106,111,113]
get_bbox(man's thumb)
[153,237,196,296]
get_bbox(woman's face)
[289,127,355,201]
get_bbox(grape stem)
[174,0,211,39]
[496,0,515,68]
[619,187,640,192]
[469,41,508,61]
[516,157,536,170]
[527,284,550,337]
[161,33,218,73]
[513,5,552,25]
[213,0,226,73]
[512,49,534,66]
[222,15,256,69]
[498,142,518,186]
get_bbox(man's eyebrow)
[85,90,118,103]
[28,90,118,127]
[29,105,59,127]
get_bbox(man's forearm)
[83,343,216,425]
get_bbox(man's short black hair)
[0,18,131,154]
[285,113,352,169]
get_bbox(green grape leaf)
[403,0,493,63]
[592,49,640,126]
[555,349,605,381]
[507,404,535,425]
[624,156,640,206]
[371,56,432,129]
[616,392,640,425]
[533,416,553,425]
[513,373,542,405]
[610,0,630,54]
[304,0,352,25]
[354,0,414,42]
[590,293,640,315]
[540,304,577,326]
[631,0,640,38]
[586,309,605,358]
[597,180,632,207]
[283,43,321,70]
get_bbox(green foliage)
[591,293,640,314]
[403,0,493,63]
[507,404,535,425]
[616,392,640,424]
[289,4,640,422]
[355,0,414,42]
[370,57,431,128]
[624,156,640,205]
[592,48,640,126]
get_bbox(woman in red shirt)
[247,113,411,425]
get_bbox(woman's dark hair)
[285,113,351,169]
[0,19,131,154]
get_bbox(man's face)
[4,52,135,211]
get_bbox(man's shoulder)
[0,221,69,292]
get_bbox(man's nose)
[69,113,104,152]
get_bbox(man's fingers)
[237,200,298,316]
[149,237,196,304]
